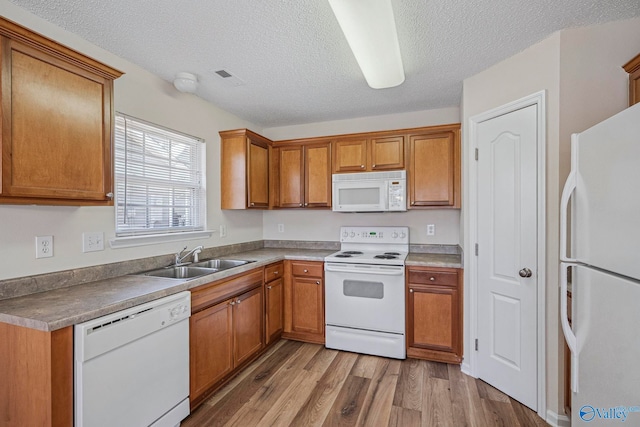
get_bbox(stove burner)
[342,251,363,255]
[335,254,352,258]
[384,252,400,255]
[374,254,398,259]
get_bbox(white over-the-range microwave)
[332,170,406,212]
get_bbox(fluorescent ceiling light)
[328,0,405,89]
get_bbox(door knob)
[519,268,533,278]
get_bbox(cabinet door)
[1,39,114,203]
[407,284,461,362]
[233,286,264,366]
[333,138,367,173]
[370,136,404,170]
[304,142,331,208]
[265,277,284,345]
[408,132,456,207]
[190,300,234,402]
[278,145,304,208]
[290,276,324,336]
[247,137,269,208]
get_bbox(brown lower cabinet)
[264,262,284,345]
[282,260,325,344]
[406,266,463,364]
[0,323,73,427]
[189,269,264,409]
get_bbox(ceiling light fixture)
[173,72,198,93]
[328,0,405,89]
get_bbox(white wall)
[0,1,263,280]
[462,15,640,420]
[262,107,462,245]
[462,32,562,418]
[263,210,460,245]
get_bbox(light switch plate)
[83,232,105,252]
[220,224,227,238]
[426,224,436,236]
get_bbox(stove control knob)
[392,232,398,238]
[350,232,356,238]
[379,232,383,238]
[400,232,406,238]
[342,231,348,238]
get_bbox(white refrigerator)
[560,102,640,426]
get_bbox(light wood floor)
[183,340,549,427]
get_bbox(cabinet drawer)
[264,262,284,282]
[408,269,458,287]
[291,262,323,278]
[191,269,263,313]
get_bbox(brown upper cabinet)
[333,134,404,173]
[220,129,271,209]
[220,124,460,210]
[408,125,461,208]
[623,52,640,106]
[274,141,331,208]
[0,18,123,205]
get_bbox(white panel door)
[477,104,538,410]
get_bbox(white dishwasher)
[75,291,191,427]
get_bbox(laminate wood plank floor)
[182,340,549,427]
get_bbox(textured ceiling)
[8,0,640,127]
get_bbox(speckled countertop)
[0,247,462,332]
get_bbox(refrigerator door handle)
[560,262,578,392]
[560,136,578,263]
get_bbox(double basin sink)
[139,259,253,280]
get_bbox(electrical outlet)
[220,224,227,238]
[426,224,436,236]
[35,235,53,258]
[83,232,104,252]
[278,224,285,233]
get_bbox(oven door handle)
[324,264,404,275]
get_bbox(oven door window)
[344,280,384,299]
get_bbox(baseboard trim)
[546,409,571,427]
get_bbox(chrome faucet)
[174,245,203,266]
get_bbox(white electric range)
[324,226,409,359]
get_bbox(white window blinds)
[114,114,205,237]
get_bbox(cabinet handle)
[304,269,308,273]
[236,299,242,304]
[316,281,320,285]
[299,203,303,207]
[106,192,114,199]
[230,301,235,305]
[250,202,255,206]
[274,271,279,275]
[411,202,415,206]
[409,288,414,293]
[360,165,365,168]
[267,286,272,289]
[430,277,435,281]
[305,203,308,206]
[372,164,376,168]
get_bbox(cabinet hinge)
[475,339,479,351]
[475,148,479,161]
[475,243,479,256]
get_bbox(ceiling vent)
[213,69,245,87]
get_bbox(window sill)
[109,230,214,249]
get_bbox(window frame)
[112,113,208,242]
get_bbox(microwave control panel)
[388,180,405,211]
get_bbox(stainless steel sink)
[192,259,253,270]
[142,266,218,279]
